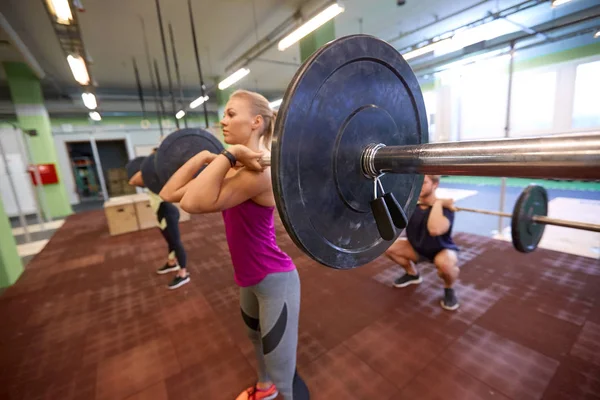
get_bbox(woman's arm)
[128,171,144,187]
[180,145,268,214]
[159,150,215,203]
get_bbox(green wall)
[299,20,335,62]
[3,62,72,219]
[0,196,23,288]
[514,41,600,72]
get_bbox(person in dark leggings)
[160,89,306,400]
[129,169,190,289]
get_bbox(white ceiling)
[0,0,598,115]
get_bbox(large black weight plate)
[272,34,428,269]
[126,156,146,180]
[141,154,163,194]
[511,184,548,253]
[155,128,224,186]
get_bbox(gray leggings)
[240,269,301,400]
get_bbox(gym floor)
[1,209,599,399]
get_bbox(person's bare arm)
[159,151,216,203]
[180,145,267,213]
[427,199,451,236]
[128,171,144,187]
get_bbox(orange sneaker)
[236,384,278,400]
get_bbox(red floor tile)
[301,343,396,400]
[396,359,510,400]
[477,296,581,359]
[570,321,600,367]
[343,312,446,390]
[96,338,181,400]
[125,381,169,400]
[442,325,559,400]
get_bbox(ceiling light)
[46,0,73,25]
[278,3,345,51]
[89,111,101,121]
[551,0,573,7]
[176,110,186,119]
[269,99,283,109]
[218,68,250,90]
[190,95,209,109]
[403,39,451,60]
[67,55,90,85]
[81,93,97,110]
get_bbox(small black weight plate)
[271,34,428,269]
[126,156,146,180]
[155,128,224,186]
[511,184,548,253]
[141,154,163,194]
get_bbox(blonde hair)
[230,89,277,150]
[428,175,441,184]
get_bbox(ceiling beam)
[0,12,45,79]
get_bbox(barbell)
[147,34,599,270]
[451,184,600,253]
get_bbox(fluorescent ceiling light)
[176,110,186,119]
[190,95,209,109]
[551,0,572,7]
[46,0,73,25]
[403,39,451,60]
[437,49,511,73]
[269,99,283,109]
[278,3,345,51]
[67,55,90,85]
[435,19,519,57]
[81,93,97,110]
[218,68,250,90]
[89,111,101,121]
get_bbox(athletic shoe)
[156,263,180,275]
[236,384,278,400]
[393,273,423,288]
[440,288,459,311]
[168,274,190,290]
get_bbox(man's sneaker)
[168,274,190,290]
[393,273,423,288]
[235,384,278,400]
[156,263,180,275]
[441,288,459,311]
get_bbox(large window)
[459,58,508,140]
[422,91,437,140]
[572,60,600,129]
[510,70,557,134]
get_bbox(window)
[572,60,600,129]
[459,58,509,140]
[422,91,437,139]
[510,70,557,134]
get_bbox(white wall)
[0,126,38,217]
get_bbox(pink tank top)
[222,199,295,287]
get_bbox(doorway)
[66,141,102,202]
[96,139,135,198]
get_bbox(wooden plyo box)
[103,196,138,236]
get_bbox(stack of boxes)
[103,193,190,236]
[106,168,136,196]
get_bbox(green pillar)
[299,20,335,62]
[2,62,72,219]
[0,196,24,288]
